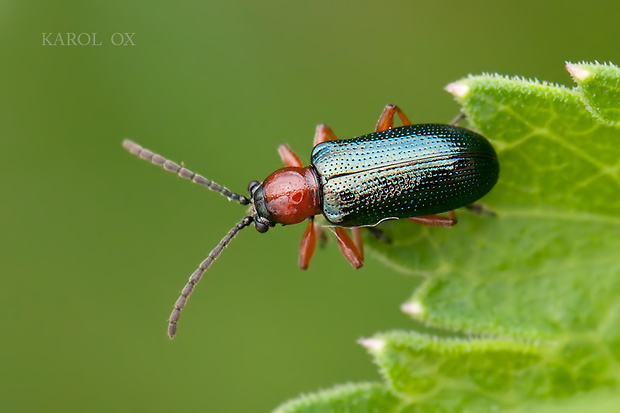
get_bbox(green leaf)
[361,332,613,411]
[272,383,401,413]
[274,62,620,411]
[509,389,620,413]
[566,61,620,124]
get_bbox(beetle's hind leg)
[465,203,496,217]
[450,112,466,126]
[409,211,458,227]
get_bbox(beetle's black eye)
[248,180,260,194]
[255,221,269,233]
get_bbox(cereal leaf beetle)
[123,104,499,338]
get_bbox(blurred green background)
[2,1,619,412]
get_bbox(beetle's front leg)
[299,217,317,269]
[278,144,303,167]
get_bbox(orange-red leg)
[296,124,341,269]
[334,227,363,269]
[313,123,338,146]
[279,122,339,167]
[376,104,412,132]
[299,122,370,269]
[409,211,458,227]
[299,218,317,270]
[278,144,303,167]
[352,227,364,261]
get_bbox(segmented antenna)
[122,139,249,205]
[168,216,254,339]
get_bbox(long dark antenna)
[122,139,249,205]
[168,216,254,338]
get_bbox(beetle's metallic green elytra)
[311,124,499,227]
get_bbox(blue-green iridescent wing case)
[311,124,499,227]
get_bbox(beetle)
[123,104,499,338]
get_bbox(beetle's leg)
[450,112,466,126]
[409,211,458,227]
[278,144,304,167]
[376,104,412,132]
[313,124,338,146]
[299,217,318,269]
[334,227,363,269]
[466,203,496,217]
[352,227,364,261]
[366,226,391,243]
[316,221,328,249]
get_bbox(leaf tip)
[445,81,470,99]
[565,62,592,82]
[401,301,425,317]
[358,337,386,353]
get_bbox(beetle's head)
[248,166,321,233]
